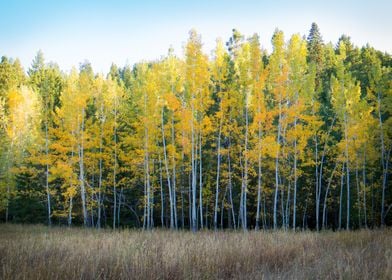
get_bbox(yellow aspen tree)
[267,29,288,229]
[331,42,362,230]
[184,29,210,232]
[247,34,268,230]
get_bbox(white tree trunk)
[344,114,350,230]
[273,96,282,230]
[79,109,88,227]
[161,108,174,229]
[214,116,222,230]
[322,162,337,229]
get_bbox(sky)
[0,0,391,73]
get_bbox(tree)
[331,42,362,230]
[267,29,287,229]
[4,86,41,222]
[307,23,324,70]
[185,29,210,232]
[28,51,63,226]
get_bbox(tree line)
[0,23,391,230]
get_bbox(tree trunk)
[322,162,338,229]
[362,149,367,228]
[355,162,361,227]
[273,96,282,230]
[314,133,319,231]
[191,101,197,232]
[161,108,174,229]
[5,143,12,223]
[117,187,123,228]
[97,113,103,229]
[242,100,249,231]
[214,115,222,230]
[68,196,73,226]
[159,155,164,227]
[113,91,118,229]
[79,109,88,227]
[255,114,262,231]
[293,117,298,230]
[199,131,203,229]
[227,137,236,230]
[171,115,178,229]
[377,91,387,226]
[339,162,344,230]
[44,119,51,226]
[344,114,350,230]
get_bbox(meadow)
[0,224,391,279]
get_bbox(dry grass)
[0,225,391,279]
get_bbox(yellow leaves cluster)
[6,86,41,148]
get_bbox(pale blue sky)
[0,0,390,73]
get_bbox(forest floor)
[0,224,391,280]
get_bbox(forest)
[0,23,391,231]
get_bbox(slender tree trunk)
[322,162,338,229]
[382,148,391,224]
[68,196,73,226]
[214,115,222,230]
[113,129,117,229]
[79,109,88,227]
[220,186,228,229]
[205,193,209,228]
[143,88,152,230]
[97,102,104,229]
[161,108,174,229]
[344,115,350,230]
[145,136,152,229]
[339,162,344,230]
[293,116,298,230]
[199,131,203,229]
[227,138,236,230]
[255,116,262,231]
[117,187,123,228]
[302,195,308,230]
[263,193,267,229]
[191,100,197,232]
[362,149,367,228]
[68,135,75,227]
[355,162,361,227]
[5,181,9,223]
[150,177,154,228]
[145,149,151,229]
[159,155,164,227]
[281,182,285,228]
[189,169,192,230]
[143,172,147,230]
[239,151,244,230]
[113,101,118,230]
[44,119,51,226]
[255,151,262,231]
[273,96,282,229]
[5,143,12,223]
[372,178,375,227]
[377,92,387,226]
[285,180,291,230]
[181,129,185,229]
[242,99,249,231]
[171,115,178,229]
[314,133,320,231]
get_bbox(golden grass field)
[0,224,391,279]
